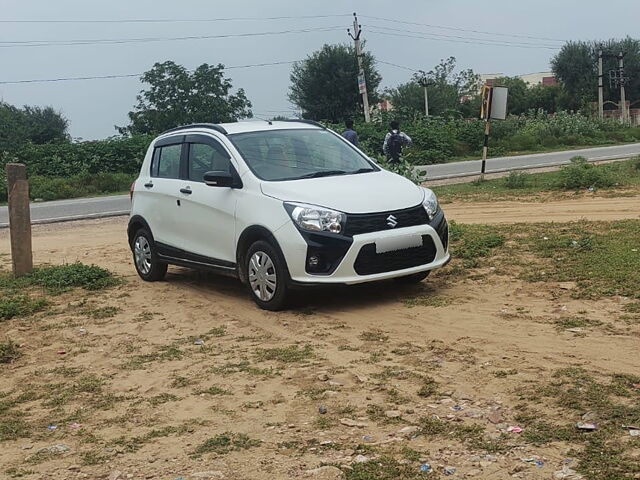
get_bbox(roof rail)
[275,119,326,129]
[160,123,228,135]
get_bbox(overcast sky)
[1,0,638,140]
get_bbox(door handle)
[179,187,192,195]
[144,182,153,188]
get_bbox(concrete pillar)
[5,163,33,276]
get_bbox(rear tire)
[245,240,289,311]
[394,271,430,284]
[131,228,167,282]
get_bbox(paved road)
[421,142,640,180]
[1,142,640,227]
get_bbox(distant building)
[479,72,557,88]
[377,99,394,112]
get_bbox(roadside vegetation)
[433,156,640,202]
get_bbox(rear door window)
[152,144,182,179]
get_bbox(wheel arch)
[127,215,153,248]
[236,225,289,284]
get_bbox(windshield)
[229,128,377,181]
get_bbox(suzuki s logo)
[386,215,398,228]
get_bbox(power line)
[367,29,561,50]
[361,15,566,43]
[367,24,561,48]
[0,14,352,24]
[0,60,299,85]
[377,60,419,72]
[0,26,343,48]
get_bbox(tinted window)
[229,129,376,181]
[188,143,230,182]
[153,144,182,179]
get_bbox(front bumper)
[276,210,449,285]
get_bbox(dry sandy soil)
[0,196,639,480]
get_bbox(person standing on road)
[383,120,412,163]
[341,119,359,147]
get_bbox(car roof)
[158,120,322,139]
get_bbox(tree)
[551,38,640,111]
[288,43,381,122]
[386,57,480,118]
[0,102,68,152]
[119,61,252,135]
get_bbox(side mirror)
[203,171,234,188]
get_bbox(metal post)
[480,120,491,181]
[598,50,604,119]
[5,163,33,276]
[349,13,370,123]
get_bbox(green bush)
[558,156,616,189]
[504,171,530,189]
[0,339,21,363]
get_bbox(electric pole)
[348,13,371,123]
[619,52,627,124]
[598,49,604,119]
[418,74,430,116]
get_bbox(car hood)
[260,170,424,214]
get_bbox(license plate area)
[375,235,423,254]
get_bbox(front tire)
[131,228,167,282]
[245,240,289,311]
[394,271,430,284]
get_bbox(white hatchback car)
[128,120,449,310]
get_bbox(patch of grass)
[559,156,616,189]
[148,393,180,406]
[344,455,423,480]
[79,449,110,466]
[522,220,640,299]
[192,432,261,457]
[623,301,640,313]
[359,330,389,342]
[449,222,505,267]
[0,415,30,441]
[504,171,530,189]
[195,386,231,396]
[0,339,22,364]
[554,316,603,330]
[0,295,48,321]
[404,292,453,308]
[256,344,313,363]
[123,345,184,369]
[417,376,439,398]
[170,375,193,388]
[28,263,118,293]
[5,467,36,478]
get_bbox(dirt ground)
[0,197,639,480]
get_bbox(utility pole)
[348,13,371,123]
[6,163,33,277]
[619,52,627,124]
[597,49,604,119]
[418,74,430,116]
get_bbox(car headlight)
[284,202,345,234]
[422,188,439,220]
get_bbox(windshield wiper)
[348,167,375,174]
[296,170,349,179]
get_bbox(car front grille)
[353,235,437,275]
[344,205,428,236]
